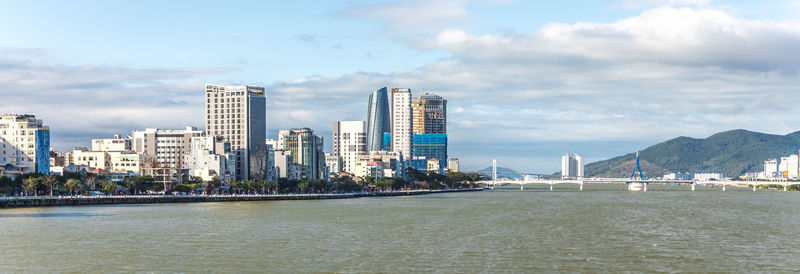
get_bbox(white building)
[561,153,584,178]
[92,134,131,152]
[764,159,778,179]
[779,155,799,179]
[132,126,203,168]
[109,151,152,174]
[274,150,301,180]
[354,151,404,178]
[325,154,342,175]
[332,121,367,174]
[205,84,268,180]
[663,172,693,180]
[183,136,232,182]
[0,114,50,174]
[693,173,722,181]
[67,148,111,171]
[427,158,441,173]
[390,88,412,159]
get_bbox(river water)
[1,184,799,272]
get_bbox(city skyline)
[2,0,800,172]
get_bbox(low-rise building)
[67,148,111,171]
[427,158,441,173]
[694,173,722,181]
[92,134,132,152]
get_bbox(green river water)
[1,184,799,272]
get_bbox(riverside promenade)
[0,188,484,209]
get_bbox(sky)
[1,0,800,173]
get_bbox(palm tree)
[266,181,278,194]
[65,178,84,196]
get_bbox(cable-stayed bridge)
[472,156,800,192]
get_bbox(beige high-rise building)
[411,93,447,134]
[390,88,412,159]
[205,84,267,180]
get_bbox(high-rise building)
[204,84,267,180]
[561,153,584,178]
[390,88,412,159]
[411,93,447,134]
[92,134,131,152]
[0,114,50,174]
[278,128,324,180]
[411,134,447,171]
[366,87,390,152]
[332,121,367,174]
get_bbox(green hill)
[586,129,800,178]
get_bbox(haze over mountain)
[585,129,800,178]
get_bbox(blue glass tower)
[34,128,50,174]
[366,87,390,152]
[411,134,447,171]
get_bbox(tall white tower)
[390,88,412,159]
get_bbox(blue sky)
[2,0,800,173]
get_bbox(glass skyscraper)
[366,87,390,152]
[411,134,447,171]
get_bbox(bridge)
[475,157,800,192]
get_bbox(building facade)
[325,154,342,175]
[411,93,447,134]
[278,128,325,180]
[561,153,584,178]
[92,134,131,152]
[411,134,447,171]
[390,88,412,159]
[448,157,459,172]
[205,84,267,180]
[332,121,367,174]
[0,114,50,174]
[366,87,390,152]
[183,136,233,182]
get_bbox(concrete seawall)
[0,188,484,209]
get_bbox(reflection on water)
[1,184,799,272]
[0,213,112,218]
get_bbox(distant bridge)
[477,158,800,192]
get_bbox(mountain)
[585,129,800,177]
[475,166,524,180]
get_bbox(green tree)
[22,177,42,196]
[172,184,192,193]
[375,178,393,191]
[297,179,311,193]
[42,175,59,196]
[65,178,84,196]
[104,182,118,195]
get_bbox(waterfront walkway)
[0,188,484,209]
